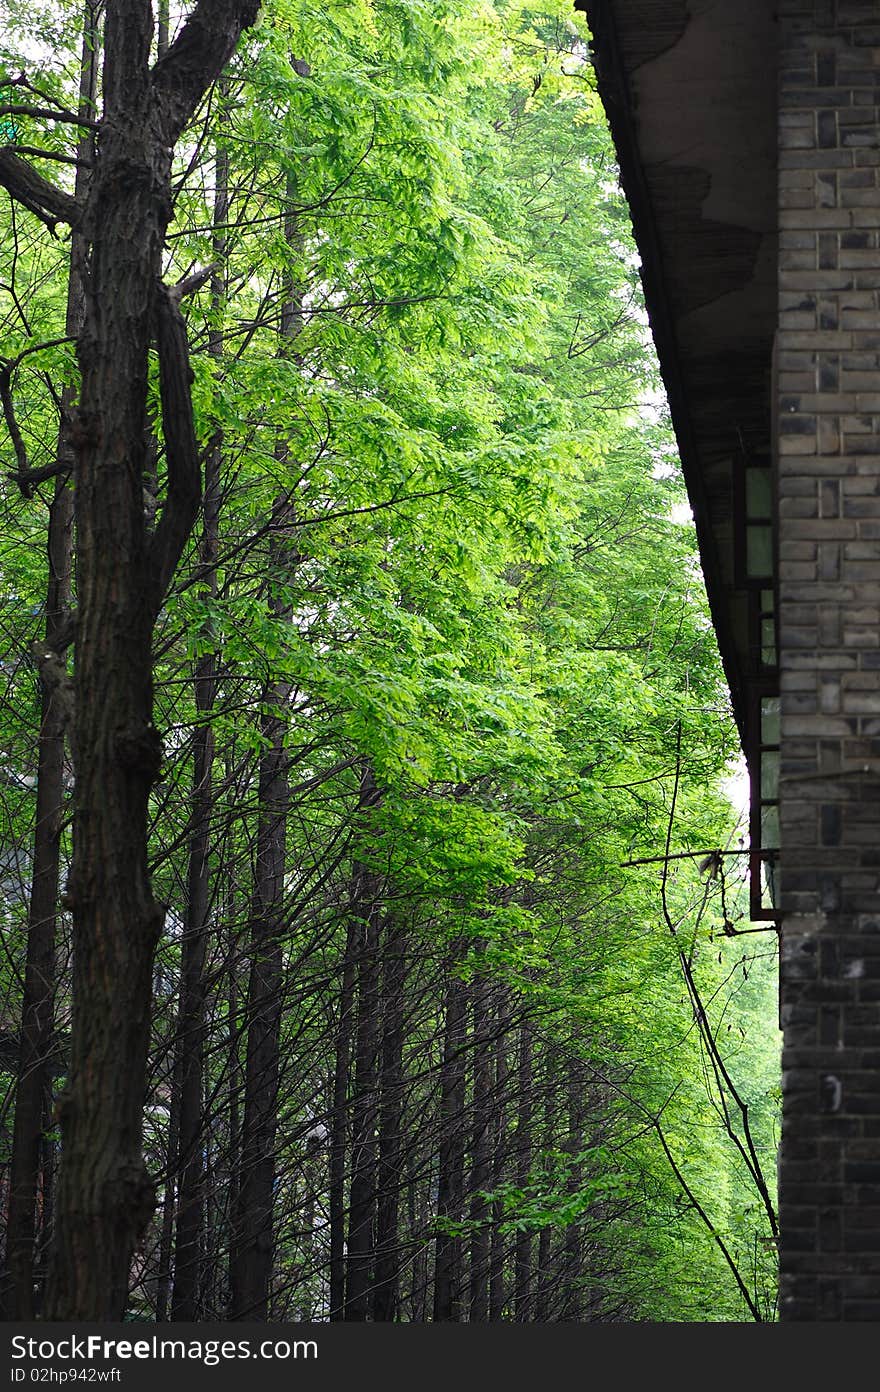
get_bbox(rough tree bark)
[407,1146,429,1322]
[0,3,99,1321]
[329,919,357,1320]
[433,959,467,1322]
[226,669,288,1318]
[0,0,264,1321]
[372,916,406,1321]
[560,1058,584,1320]
[224,901,242,1305]
[513,1019,533,1322]
[534,1079,554,1322]
[468,970,491,1322]
[151,0,179,1327]
[154,1077,181,1321]
[488,987,509,1322]
[344,761,383,1321]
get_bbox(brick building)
[581,0,880,1320]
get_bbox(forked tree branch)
[151,0,261,146]
[0,361,30,481]
[169,262,220,304]
[0,147,82,229]
[0,103,99,130]
[0,337,78,495]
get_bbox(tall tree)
[372,915,406,1321]
[228,147,306,1318]
[169,125,229,1324]
[433,961,467,1322]
[0,0,262,1320]
[0,0,99,1320]
[343,762,383,1320]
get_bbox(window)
[736,450,780,921]
[750,693,780,919]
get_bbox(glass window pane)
[761,802,780,850]
[762,854,779,910]
[761,588,775,613]
[762,618,777,667]
[761,697,780,746]
[747,524,774,577]
[746,468,773,519]
[761,750,779,799]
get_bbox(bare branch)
[660,723,779,1239]
[0,103,99,131]
[3,337,77,373]
[168,262,220,305]
[7,459,72,498]
[621,847,747,868]
[0,148,81,229]
[0,337,78,495]
[0,362,30,482]
[11,145,87,168]
[653,1108,763,1322]
[4,69,100,123]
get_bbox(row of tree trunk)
[3,787,627,1320]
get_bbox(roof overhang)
[578,0,779,745]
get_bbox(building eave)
[578,0,779,747]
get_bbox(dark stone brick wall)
[779,0,880,1322]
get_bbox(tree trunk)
[167,513,215,1322]
[328,918,357,1319]
[32,1102,57,1316]
[3,457,71,1324]
[433,961,467,1322]
[407,1147,429,1322]
[513,1019,533,1322]
[468,971,491,1322]
[154,1079,181,1321]
[170,135,227,1326]
[560,1058,584,1321]
[0,5,97,1321]
[227,614,289,1319]
[157,0,169,55]
[371,916,405,1320]
[227,149,306,1319]
[43,0,261,1322]
[488,988,509,1322]
[534,1076,553,1322]
[344,762,383,1321]
[225,907,241,1309]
